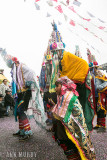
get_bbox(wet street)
[0,114,107,160]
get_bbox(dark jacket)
[4,94,15,107]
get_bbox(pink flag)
[55,5,63,13]
[35,0,40,2]
[68,6,76,13]
[98,26,105,30]
[53,0,58,2]
[69,20,75,26]
[66,0,69,5]
[84,28,88,31]
[83,18,91,21]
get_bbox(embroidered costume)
[52,76,96,160]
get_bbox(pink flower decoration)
[52,42,57,49]
[42,62,45,66]
[93,61,98,65]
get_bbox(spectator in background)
[4,89,15,116]
[0,94,6,118]
[0,79,9,98]
[93,67,107,132]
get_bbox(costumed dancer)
[52,76,96,160]
[39,21,65,126]
[87,49,107,132]
[93,67,107,132]
[11,59,33,141]
[0,49,47,141]
[60,51,94,131]
[40,22,95,132]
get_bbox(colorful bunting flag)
[94,35,98,38]
[98,18,105,23]
[68,6,76,13]
[60,1,67,6]
[69,20,75,26]
[100,38,104,42]
[83,18,91,21]
[55,5,63,13]
[52,0,58,2]
[63,14,68,21]
[46,12,51,17]
[35,3,40,10]
[84,28,89,31]
[73,0,81,7]
[98,26,105,30]
[33,0,107,44]
[47,0,53,6]
[68,27,105,52]
[68,5,107,33]
[66,0,69,5]
[87,12,95,18]
[97,50,100,53]
[58,21,62,25]
[91,46,95,50]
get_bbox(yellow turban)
[60,51,89,83]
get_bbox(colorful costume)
[39,21,65,124]
[87,49,107,131]
[94,73,107,129]
[52,77,96,160]
[60,51,94,131]
[11,61,47,134]
[39,22,94,132]
[0,50,47,140]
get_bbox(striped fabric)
[19,118,31,132]
[97,117,106,127]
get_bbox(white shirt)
[0,83,9,97]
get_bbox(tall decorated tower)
[39,21,65,93]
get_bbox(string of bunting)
[67,28,101,55]
[68,5,107,33]
[24,0,104,56]
[44,0,107,44]
[35,0,107,29]
[35,0,107,30]
[33,0,103,53]
[61,12,107,44]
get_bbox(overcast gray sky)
[0,0,107,81]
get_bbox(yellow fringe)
[98,93,107,114]
[65,128,88,160]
